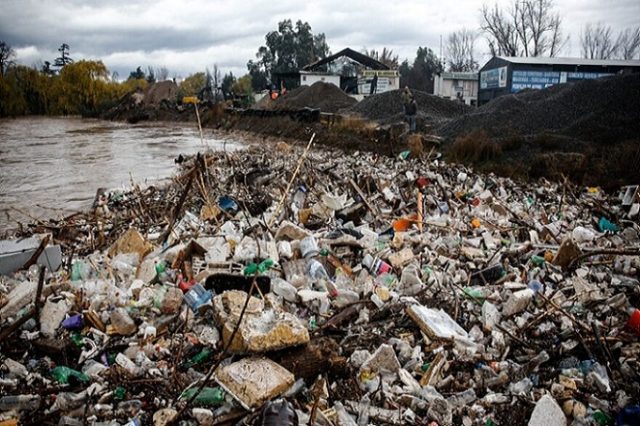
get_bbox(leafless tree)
[447,29,478,72]
[480,0,566,57]
[211,63,221,89]
[617,27,640,59]
[0,40,16,76]
[581,23,616,59]
[581,23,640,60]
[156,66,169,81]
[362,47,399,68]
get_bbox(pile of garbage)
[1,139,639,425]
[342,89,471,125]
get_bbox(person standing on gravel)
[406,95,417,133]
[401,86,412,109]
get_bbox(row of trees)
[0,39,256,117]
[0,59,145,117]
[2,6,639,117]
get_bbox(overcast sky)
[1,0,638,79]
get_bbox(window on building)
[302,76,306,81]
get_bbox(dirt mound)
[342,89,471,124]
[258,82,357,113]
[143,81,178,106]
[438,73,640,142]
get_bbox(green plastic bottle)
[51,366,90,384]
[531,255,546,266]
[592,410,613,426]
[114,387,126,401]
[181,347,212,369]
[70,332,85,347]
[257,258,274,273]
[243,258,275,275]
[179,387,225,406]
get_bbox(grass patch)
[449,129,503,163]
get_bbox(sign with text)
[480,66,507,89]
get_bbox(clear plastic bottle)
[260,399,298,426]
[0,395,41,411]
[334,401,357,426]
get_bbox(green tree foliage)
[50,60,112,116]
[129,66,145,80]
[248,19,330,90]
[221,72,235,98]
[54,43,73,68]
[399,47,443,93]
[179,72,207,97]
[232,74,253,107]
[0,57,155,117]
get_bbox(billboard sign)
[511,70,560,91]
[511,70,615,92]
[480,66,507,89]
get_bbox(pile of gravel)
[255,82,357,113]
[278,82,357,113]
[438,73,640,142]
[143,81,178,106]
[342,89,471,124]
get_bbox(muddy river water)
[0,117,243,230]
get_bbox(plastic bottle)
[110,308,137,335]
[307,259,330,281]
[357,395,371,426]
[179,387,225,406]
[117,399,143,417]
[50,366,90,384]
[334,401,358,426]
[300,236,319,258]
[71,261,90,281]
[181,347,212,369]
[572,226,596,243]
[598,217,618,233]
[62,314,84,330]
[114,387,126,401]
[183,283,213,312]
[243,258,275,276]
[272,278,298,302]
[0,395,41,411]
[530,255,546,266]
[362,254,392,276]
[260,399,299,426]
[293,186,307,210]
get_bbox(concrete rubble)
[0,142,639,425]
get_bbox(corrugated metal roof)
[497,56,640,67]
[302,48,391,71]
[440,72,478,80]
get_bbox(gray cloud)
[1,0,638,79]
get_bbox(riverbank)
[101,75,640,190]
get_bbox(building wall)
[299,73,341,88]
[478,56,640,105]
[434,75,478,106]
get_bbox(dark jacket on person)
[406,99,418,116]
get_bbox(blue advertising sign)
[511,70,615,92]
[480,66,507,89]
[511,70,560,92]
